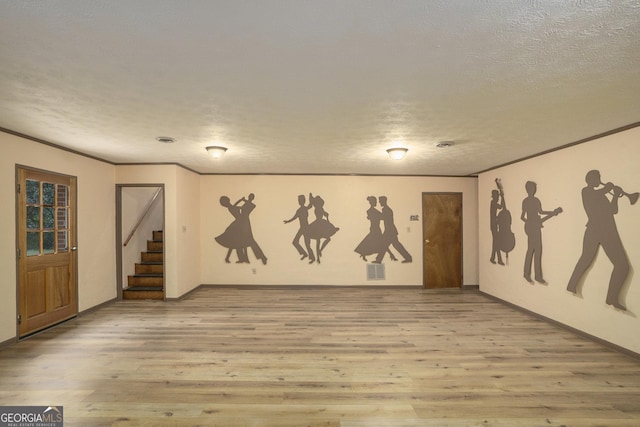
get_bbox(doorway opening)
[116,185,165,300]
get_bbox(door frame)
[115,184,165,301]
[15,164,79,339]
[421,192,463,289]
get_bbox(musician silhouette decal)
[567,170,638,310]
[520,181,562,284]
[215,193,268,265]
[490,179,515,265]
[355,196,412,264]
[284,193,339,264]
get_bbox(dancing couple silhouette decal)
[284,193,339,264]
[215,193,268,265]
[354,196,412,264]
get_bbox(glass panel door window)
[25,179,70,256]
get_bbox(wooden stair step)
[135,263,164,274]
[147,240,164,251]
[128,274,164,287]
[122,288,164,300]
[123,230,164,300]
[124,286,163,291]
[141,251,163,262]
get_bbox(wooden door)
[422,193,462,289]
[17,167,78,337]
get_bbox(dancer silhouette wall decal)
[370,196,412,264]
[286,193,339,264]
[283,194,315,263]
[520,181,562,284]
[354,196,398,262]
[490,179,515,265]
[215,193,267,265]
[567,170,637,310]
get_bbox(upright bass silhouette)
[491,179,515,264]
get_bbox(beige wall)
[0,132,116,342]
[117,165,173,298]
[1,138,476,342]
[11,125,637,354]
[175,166,202,297]
[479,126,640,353]
[200,175,479,286]
[115,164,202,299]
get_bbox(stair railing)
[123,187,163,247]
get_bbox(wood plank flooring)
[1,286,639,426]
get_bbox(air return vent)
[367,263,385,281]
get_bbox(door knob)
[71,246,77,251]
[424,239,430,244]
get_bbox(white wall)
[0,132,116,342]
[479,126,640,353]
[200,175,478,286]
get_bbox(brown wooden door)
[17,167,78,337]
[422,193,462,289]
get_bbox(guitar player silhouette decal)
[520,181,562,284]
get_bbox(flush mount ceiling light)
[206,145,228,159]
[156,136,175,144]
[386,147,408,160]
[436,141,454,148]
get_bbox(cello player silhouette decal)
[490,178,515,265]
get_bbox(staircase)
[123,230,164,300]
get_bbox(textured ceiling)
[1,0,639,175]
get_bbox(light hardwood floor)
[1,286,639,426]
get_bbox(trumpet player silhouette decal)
[521,181,562,284]
[567,170,638,310]
[490,179,515,265]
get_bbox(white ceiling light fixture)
[386,147,408,160]
[206,145,228,159]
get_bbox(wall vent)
[367,263,385,280]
